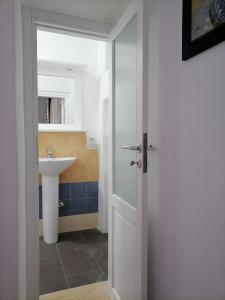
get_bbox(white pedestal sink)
[39,157,77,244]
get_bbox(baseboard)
[39,213,98,236]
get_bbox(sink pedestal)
[39,157,77,244]
[42,175,59,244]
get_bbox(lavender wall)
[0,0,18,299]
[148,0,225,299]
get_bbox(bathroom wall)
[148,0,225,299]
[37,31,106,140]
[38,131,99,233]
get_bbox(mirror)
[38,61,86,131]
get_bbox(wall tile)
[39,132,86,158]
[86,213,99,230]
[58,215,86,233]
[70,157,87,183]
[85,149,99,167]
[86,167,99,182]
[71,198,85,215]
[71,182,86,198]
[59,183,71,200]
[38,132,99,184]
[87,182,98,198]
[86,197,98,214]
[59,169,71,184]
[39,214,98,236]
[59,200,71,217]
[39,181,99,219]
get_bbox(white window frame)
[37,59,86,132]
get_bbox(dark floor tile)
[40,252,64,279]
[103,233,108,241]
[58,231,82,242]
[88,240,108,253]
[94,249,108,274]
[40,230,108,295]
[85,235,108,275]
[81,229,105,243]
[59,246,100,277]
[39,238,57,259]
[57,231,85,253]
[68,270,105,288]
[103,269,108,280]
[39,275,68,295]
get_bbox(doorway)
[20,1,149,299]
[36,29,109,295]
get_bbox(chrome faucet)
[47,148,53,158]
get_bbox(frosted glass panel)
[114,16,137,208]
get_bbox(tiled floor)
[40,229,108,295]
[39,281,110,300]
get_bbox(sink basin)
[38,157,77,244]
[39,157,77,176]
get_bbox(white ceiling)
[20,0,132,25]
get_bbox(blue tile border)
[87,182,98,198]
[39,181,98,219]
[86,197,98,214]
[59,183,70,200]
[71,198,86,215]
[59,200,71,217]
[71,182,86,198]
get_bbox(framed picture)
[183,0,225,60]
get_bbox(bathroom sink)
[39,157,77,176]
[38,157,77,244]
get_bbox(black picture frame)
[182,0,225,60]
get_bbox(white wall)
[37,31,99,75]
[37,30,106,140]
[148,1,225,300]
[0,0,18,299]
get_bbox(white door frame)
[19,1,148,299]
[108,0,149,299]
[20,6,111,300]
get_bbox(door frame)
[108,1,149,299]
[19,1,148,299]
[20,6,110,300]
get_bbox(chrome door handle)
[121,144,142,153]
[130,160,142,168]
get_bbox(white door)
[109,1,149,300]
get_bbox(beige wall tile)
[85,149,99,167]
[59,168,71,184]
[86,213,99,230]
[38,132,98,183]
[58,215,86,233]
[86,166,99,182]
[39,214,99,236]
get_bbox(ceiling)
[20,0,132,25]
